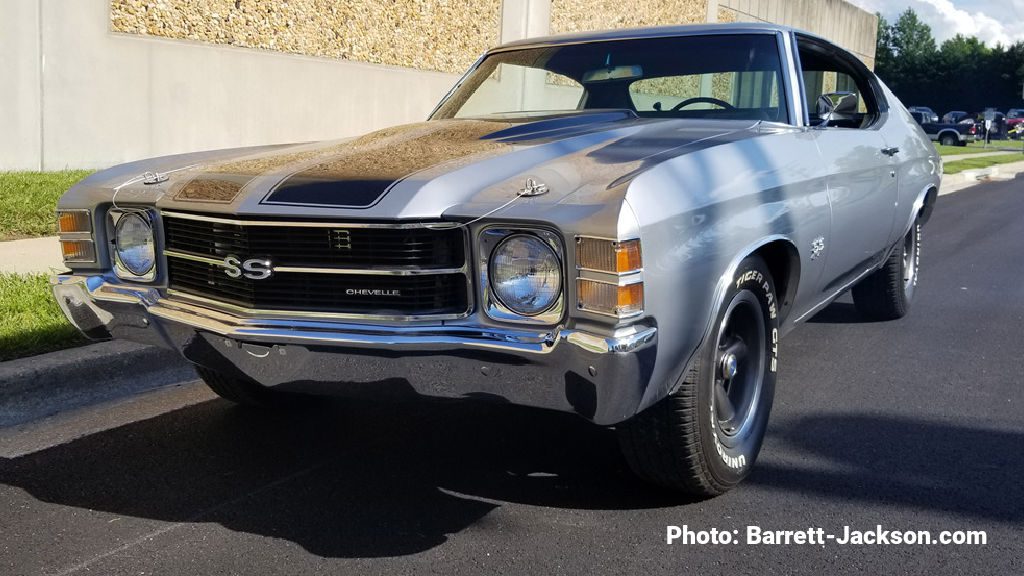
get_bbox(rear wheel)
[617,256,778,496]
[852,222,920,320]
[196,365,282,406]
[939,133,958,147]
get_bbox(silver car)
[51,23,941,496]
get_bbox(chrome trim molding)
[167,289,473,322]
[51,273,656,357]
[165,249,467,277]
[161,210,450,229]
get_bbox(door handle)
[881,147,900,156]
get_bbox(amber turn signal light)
[576,237,642,274]
[60,240,96,263]
[57,210,92,234]
[577,279,643,317]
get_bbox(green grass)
[0,273,86,361]
[943,153,1024,174]
[933,142,994,156]
[0,171,93,241]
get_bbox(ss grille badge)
[222,255,274,280]
[331,229,353,250]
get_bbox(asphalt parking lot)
[1,178,1022,575]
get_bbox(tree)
[890,8,936,61]
[874,7,1024,114]
[875,14,895,74]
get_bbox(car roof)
[493,22,823,51]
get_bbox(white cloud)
[847,0,1024,46]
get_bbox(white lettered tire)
[618,255,778,496]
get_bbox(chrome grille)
[161,211,471,319]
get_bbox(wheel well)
[754,240,800,323]
[938,130,958,142]
[918,186,938,225]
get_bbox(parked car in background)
[909,106,939,123]
[1006,108,1024,138]
[942,110,972,124]
[50,24,941,497]
[911,111,976,146]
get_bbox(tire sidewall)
[903,222,921,302]
[699,257,779,487]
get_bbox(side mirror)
[815,91,858,126]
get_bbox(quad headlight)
[114,212,156,278]
[489,233,562,317]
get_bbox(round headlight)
[489,234,562,316]
[115,213,155,276]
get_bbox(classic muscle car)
[51,24,940,496]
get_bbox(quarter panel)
[878,85,942,238]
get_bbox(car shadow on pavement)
[0,394,677,559]
[806,301,887,324]
[750,413,1023,523]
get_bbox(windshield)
[431,34,789,123]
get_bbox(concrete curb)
[940,159,1024,196]
[0,341,196,428]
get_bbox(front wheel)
[617,256,779,496]
[852,222,920,320]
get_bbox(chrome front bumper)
[51,274,658,425]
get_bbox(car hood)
[72,112,769,223]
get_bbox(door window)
[797,39,883,128]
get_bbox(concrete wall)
[1,0,876,171]
[109,0,502,74]
[1,0,464,171]
[718,0,878,67]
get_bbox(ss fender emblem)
[223,255,273,280]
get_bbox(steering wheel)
[670,97,736,111]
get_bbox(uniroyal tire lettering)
[709,406,747,469]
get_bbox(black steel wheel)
[618,255,778,496]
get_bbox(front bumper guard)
[51,274,658,425]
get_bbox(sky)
[847,0,1024,46]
